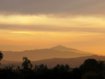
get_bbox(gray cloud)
[0,24,105,33]
[0,0,105,14]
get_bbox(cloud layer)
[0,0,105,14]
[0,14,105,33]
[0,0,105,55]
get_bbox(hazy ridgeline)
[0,56,105,79]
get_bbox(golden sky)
[0,0,105,55]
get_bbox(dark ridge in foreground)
[0,58,105,79]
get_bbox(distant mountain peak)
[51,45,70,50]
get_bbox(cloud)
[0,24,105,34]
[0,0,105,15]
[0,14,105,26]
[0,14,105,33]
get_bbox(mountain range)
[3,45,91,61]
[2,45,105,67]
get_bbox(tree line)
[0,51,105,79]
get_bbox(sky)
[0,0,105,55]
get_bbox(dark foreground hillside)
[0,58,105,79]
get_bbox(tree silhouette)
[80,59,99,73]
[80,59,104,79]
[53,64,70,73]
[22,57,32,70]
[0,51,3,65]
[0,51,3,61]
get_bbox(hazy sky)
[0,0,105,55]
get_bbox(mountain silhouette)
[3,45,92,61]
[51,45,70,50]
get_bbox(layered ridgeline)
[34,55,105,67]
[1,46,105,67]
[2,45,91,61]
